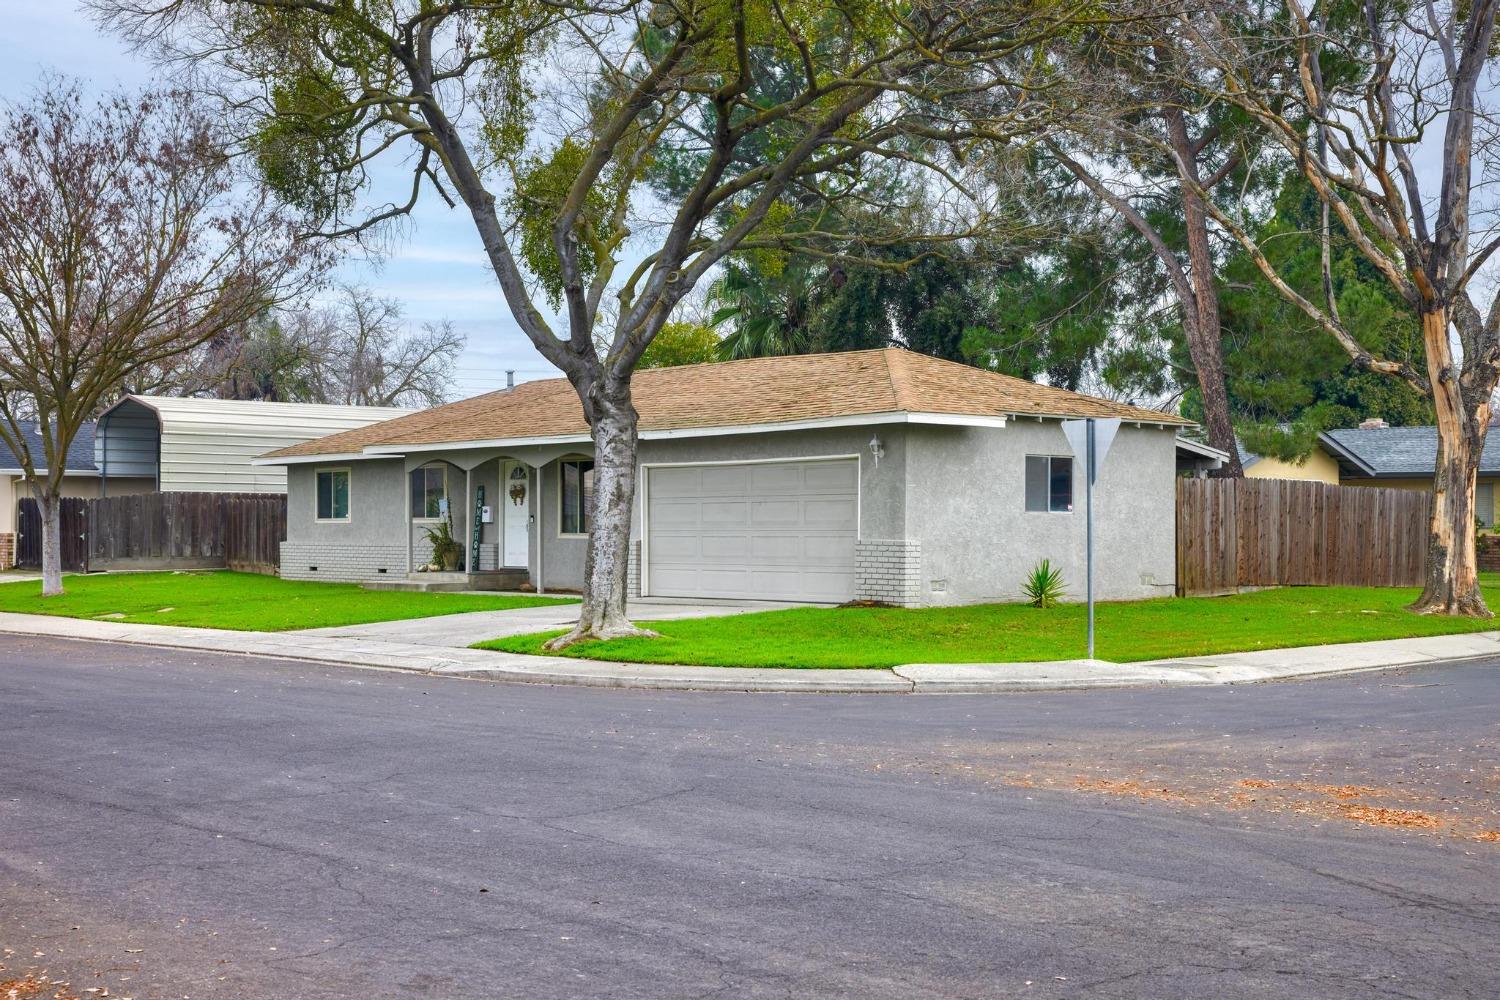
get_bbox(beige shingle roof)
[264,348,1189,459]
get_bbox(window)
[316,468,350,521]
[410,465,448,519]
[559,459,594,535]
[1025,455,1073,513]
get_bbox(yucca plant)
[1022,559,1066,608]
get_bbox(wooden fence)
[16,498,90,572]
[1176,478,1431,596]
[88,492,287,575]
[224,494,287,574]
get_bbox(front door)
[502,462,530,567]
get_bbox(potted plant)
[424,514,463,572]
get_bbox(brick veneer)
[280,542,406,583]
[627,540,642,599]
[1480,535,1500,573]
[854,539,922,607]
[0,532,13,571]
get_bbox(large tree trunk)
[1410,308,1490,616]
[31,484,64,597]
[1169,115,1243,478]
[544,378,657,649]
[1180,196,1241,477]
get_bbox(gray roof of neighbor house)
[1319,425,1500,477]
[0,421,99,474]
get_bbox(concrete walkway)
[0,609,1496,692]
[288,596,806,648]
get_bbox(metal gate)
[16,497,89,572]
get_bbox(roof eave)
[1316,431,1381,477]
[252,451,382,467]
[259,406,1188,463]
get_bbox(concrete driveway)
[290,596,809,648]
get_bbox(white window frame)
[314,466,352,523]
[1025,454,1074,514]
[410,463,450,524]
[557,457,595,538]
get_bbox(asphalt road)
[1,637,1497,1000]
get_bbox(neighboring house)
[1175,437,1230,476]
[1239,442,1342,484]
[257,348,1192,607]
[1320,423,1500,526]
[95,395,417,494]
[0,422,155,569]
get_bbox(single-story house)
[1239,442,1343,483]
[0,421,155,568]
[95,395,416,494]
[1320,423,1500,526]
[258,349,1191,607]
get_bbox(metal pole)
[1086,418,1095,660]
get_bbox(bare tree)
[325,286,464,407]
[0,80,315,595]
[1169,0,1500,615]
[152,284,464,406]
[100,0,1088,645]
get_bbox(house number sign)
[472,484,485,570]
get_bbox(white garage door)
[646,459,858,602]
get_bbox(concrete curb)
[0,611,1495,693]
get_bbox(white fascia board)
[1174,437,1230,461]
[359,412,1011,455]
[251,452,380,467]
[905,412,1009,429]
[364,434,594,456]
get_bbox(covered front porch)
[361,443,594,594]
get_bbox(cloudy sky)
[0,2,565,396]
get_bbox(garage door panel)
[748,499,802,526]
[650,567,716,593]
[802,462,858,492]
[650,467,703,494]
[650,498,706,527]
[749,463,802,492]
[700,534,751,559]
[699,465,752,494]
[803,534,856,559]
[753,568,854,601]
[699,499,750,525]
[647,458,858,603]
[649,535,703,559]
[748,533,804,560]
[804,498,857,525]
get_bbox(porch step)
[360,569,531,593]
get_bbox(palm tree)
[707,259,820,358]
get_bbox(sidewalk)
[0,610,1496,693]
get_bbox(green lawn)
[0,571,575,631]
[479,578,1500,669]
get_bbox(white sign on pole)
[1061,417,1121,483]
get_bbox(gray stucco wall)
[904,420,1177,604]
[282,459,409,582]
